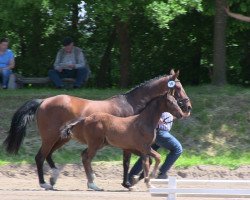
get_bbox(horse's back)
[36,95,90,138]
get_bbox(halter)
[167,80,190,110]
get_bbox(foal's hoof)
[87,182,104,191]
[40,183,53,190]
[121,182,132,189]
[129,186,138,192]
[146,182,156,189]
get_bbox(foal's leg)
[121,150,132,188]
[148,149,161,178]
[141,154,151,188]
[81,147,103,191]
[46,138,70,186]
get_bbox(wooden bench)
[15,74,76,88]
[150,177,250,200]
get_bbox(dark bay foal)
[60,93,185,190]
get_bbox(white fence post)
[168,176,176,200]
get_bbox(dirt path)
[0,163,249,200]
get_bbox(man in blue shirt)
[0,38,15,89]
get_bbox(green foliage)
[146,0,202,28]
[0,0,249,86]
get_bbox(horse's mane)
[107,75,168,100]
[124,75,168,95]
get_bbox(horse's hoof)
[87,182,104,191]
[129,186,138,192]
[40,183,53,190]
[50,169,60,186]
[146,182,155,189]
[121,182,132,189]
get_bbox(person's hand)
[56,67,63,72]
[68,64,75,69]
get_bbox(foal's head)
[163,93,184,119]
[168,69,192,116]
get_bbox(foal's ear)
[171,70,179,80]
[170,69,175,75]
[175,70,179,79]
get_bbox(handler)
[128,112,183,185]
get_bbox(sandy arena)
[0,163,249,200]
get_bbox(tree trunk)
[212,0,227,85]
[116,20,131,88]
[191,45,202,85]
[96,28,116,88]
[71,1,79,42]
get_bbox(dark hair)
[62,37,73,46]
[0,38,9,43]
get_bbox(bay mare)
[3,70,192,190]
[60,93,185,190]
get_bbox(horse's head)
[167,69,192,116]
[164,93,183,119]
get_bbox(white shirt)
[157,112,173,132]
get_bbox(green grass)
[0,85,249,168]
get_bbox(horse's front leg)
[121,150,132,189]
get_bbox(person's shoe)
[156,172,168,179]
[2,85,7,89]
[131,175,140,186]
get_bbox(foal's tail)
[60,117,85,139]
[3,99,44,154]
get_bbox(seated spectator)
[0,38,15,89]
[49,37,90,89]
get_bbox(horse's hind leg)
[141,154,151,187]
[46,138,70,186]
[81,147,103,191]
[149,149,161,178]
[35,144,54,190]
[121,150,132,189]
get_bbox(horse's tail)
[60,117,85,139]
[3,99,44,154]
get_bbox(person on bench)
[0,38,15,89]
[49,37,90,89]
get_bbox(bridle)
[167,80,190,111]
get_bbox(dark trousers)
[48,68,89,87]
[128,130,183,182]
[0,69,12,88]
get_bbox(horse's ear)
[170,69,175,75]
